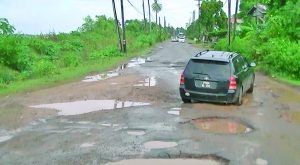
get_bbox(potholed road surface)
[0,42,300,165]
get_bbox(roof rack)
[194,49,209,57]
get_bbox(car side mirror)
[250,62,256,67]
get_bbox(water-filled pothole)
[191,117,253,134]
[127,130,146,136]
[31,100,150,116]
[83,71,119,82]
[134,77,157,87]
[168,111,180,115]
[0,135,13,143]
[143,141,178,150]
[106,159,222,165]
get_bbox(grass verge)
[0,46,153,96]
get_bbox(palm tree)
[152,0,162,25]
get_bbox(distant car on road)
[171,36,178,42]
[179,50,256,105]
[178,36,185,43]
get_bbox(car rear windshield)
[185,59,230,79]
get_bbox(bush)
[0,65,17,84]
[0,35,35,71]
[31,60,58,77]
[29,38,60,61]
[89,46,122,60]
[63,52,81,67]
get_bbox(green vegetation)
[186,0,227,41]
[0,15,169,95]
[187,0,300,84]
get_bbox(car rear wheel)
[235,87,243,106]
[182,98,191,103]
[247,77,254,93]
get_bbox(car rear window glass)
[185,59,230,78]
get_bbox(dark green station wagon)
[179,50,256,105]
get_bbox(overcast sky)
[0,0,238,34]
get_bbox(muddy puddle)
[106,159,222,165]
[143,141,178,150]
[30,100,150,116]
[83,71,119,82]
[281,111,300,124]
[256,158,268,165]
[191,117,252,134]
[82,57,150,82]
[134,77,157,87]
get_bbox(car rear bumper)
[179,86,238,103]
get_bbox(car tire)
[182,98,191,103]
[247,77,255,93]
[235,87,243,106]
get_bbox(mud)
[281,111,300,124]
[191,117,253,134]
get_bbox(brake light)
[229,76,237,90]
[180,73,185,85]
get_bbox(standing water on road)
[30,100,150,116]
[191,117,253,134]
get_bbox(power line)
[126,0,143,15]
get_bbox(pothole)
[0,135,13,143]
[80,142,95,148]
[134,77,157,87]
[256,158,268,165]
[168,111,180,115]
[127,57,149,67]
[127,129,146,136]
[143,141,178,150]
[30,100,150,116]
[191,117,253,134]
[106,159,222,165]
[82,71,119,82]
[281,111,300,124]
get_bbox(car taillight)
[229,76,237,90]
[180,73,185,85]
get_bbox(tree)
[0,18,15,35]
[152,0,162,25]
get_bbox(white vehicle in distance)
[177,33,185,43]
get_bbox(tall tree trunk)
[155,12,158,24]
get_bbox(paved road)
[0,41,300,165]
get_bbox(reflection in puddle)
[192,118,252,134]
[80,142,95,148]
[172,107,182,110]
[127,130,146,136]
[100,123,119,127]
[0,135,13,143]
[168,111,180,115]
[134,77,157,87]
[83,71,119,82]
[31,100,150,116]
[106,159,221,165]
[281,111,300,124]
[256,158,268,165]
[127,57,149,67]
[143,141,178,150]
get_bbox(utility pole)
[147,0,151,32]
[192,10,195,22]
[142,0,146,28]
[112,0,122,51]
[228,0,231,48]
[164,16,166,28]
[232,0,239,42]
[195,0,201,17]
[159,16,161,27]
[120,0,126,53]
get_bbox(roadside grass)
[0,47,152,96]
[188,39,213,49]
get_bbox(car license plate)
[195,80,216,89]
